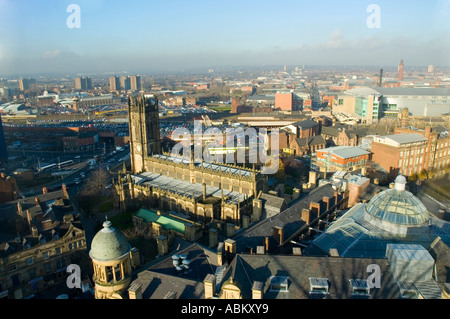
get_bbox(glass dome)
[365,176,430,229]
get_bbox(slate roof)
[0,190,76,257]
[234,184,338,254]
[293,119,319,129]
[296,135,326,148]
[259,193,287,213]
[129,242,219,299]
[427,237,450,284]
[222,254,399,299]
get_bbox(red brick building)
[394,126,450,172]
[371,133,429,177]
[0,172,19,204]
[275,93,302,111]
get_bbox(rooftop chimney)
[202,183,206,201]
[203,274,217,299]
[128,283,143,299]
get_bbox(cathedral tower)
[128,93,161,174]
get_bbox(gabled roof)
[427,237,450,284]
[259,193,287,211]
[130,241,219,299]
[223,254,398,299]
[293,119,319,129]
[296,135,326,148]
[235,184,338,253]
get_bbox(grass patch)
[98,200,114,213]
[208,105,231,112]
[109,210,134,231]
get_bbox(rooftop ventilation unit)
[173,253,191,274]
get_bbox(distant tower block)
[428,65,435,73]
[379,68,383,87]
[398,60,404,81]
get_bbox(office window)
[29,268,36,280]
[45,263,52,274]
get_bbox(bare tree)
[76,168,111,215]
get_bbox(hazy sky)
[0,0,449,75]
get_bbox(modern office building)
[334,87,450,120]
[314,146,371,175]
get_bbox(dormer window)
[39,235,46,244]
[309,277,329,295]
[349,279,370,297]
[22,239,31,250]
[269,276,289,292]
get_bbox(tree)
[418,169,428,180]
[76,168,111,215]
[274,158,285,180]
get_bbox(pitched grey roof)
[383,133,428,144]
[223,254,399,299]
[130,242,218,299]
[374,87,450,97]
[293,119,319,129]
[259,193,287,211]
[296,135,326,148]
[318,146,370,159]
[234,184,338,254]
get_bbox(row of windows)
[9,258,67,288]
[8,239,85,273]
[399,157,423,167]
[400,148,425,157]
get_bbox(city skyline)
[0,0,449,76]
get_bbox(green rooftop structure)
[135,208,186,234]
